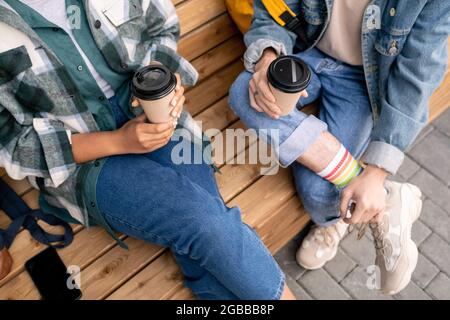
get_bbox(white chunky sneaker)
[296,220,348,270]
[371,181,423,295]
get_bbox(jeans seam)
[246,224,286,299]
[273,273,286,300]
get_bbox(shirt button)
[52,27,59,32]
[389,8,396,17]
[98,96,106,101]
[77,65,83,72]
[94,20,101,29]
[121,62,128,69]
[90,201,96,208]
[94,161,100,167]
[388,46,398,55]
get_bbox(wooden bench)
[0,0,449,300]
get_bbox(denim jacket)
[244,0,450,174]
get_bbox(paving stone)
[420,200,450,242]
[284,274,312,300]
[412,219,432,246]
[274,239,306,280]
[397,156,420,181]
[412,253,440,289]
[425,273,450,300]
[324,248,357,283]
[299,269,351,300]
[340,231,376,268]
[410,169,450,214]
[390,175,407,183]
[394,281,432,300]
[409,130,450,186]
[434,108,450,138]
[410,124,434,149]
[340,267,393,300]
[420,233,450,276]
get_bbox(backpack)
[225,0,307,44]
[225,0,254,33]
[0,178,74,280]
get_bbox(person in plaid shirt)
[0,0,295,300]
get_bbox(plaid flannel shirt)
[0,0,202,224]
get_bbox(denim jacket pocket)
[102,0,143,27]
[374,29,410,57]
[0,45,32,85]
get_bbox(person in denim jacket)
[229,0,450,294]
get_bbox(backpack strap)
[0,179,74,251]
[261,0,308,44]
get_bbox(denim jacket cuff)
[363,141,405,175]
[244,39,287,73]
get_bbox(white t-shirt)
[316,0,371,66]
[20,0,115,98]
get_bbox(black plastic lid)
[132,65,176,100]
[267,55,311,93]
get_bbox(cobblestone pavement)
[275,108,450,300]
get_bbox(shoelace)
[349,222,387,254]
[311,224,337,247]
[370,221,387,252]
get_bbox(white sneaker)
[371,181,423,295]
[296,220,348,270]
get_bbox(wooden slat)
[186,59,243,116]
[179,14,238,61]
[168,286,195,300]
[191,35,245,82]
[79,238,164,300]
[1,176,32,197]
[212,121,255,167]
[195,96,239,132]
[429,71,450,122]
[177,0,227,36]
[107,251,183,300]
[0,211,11,230]
[172,0,185,6]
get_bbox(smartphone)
[25,247,82,300]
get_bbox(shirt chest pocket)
[375,29,410,57]
[102,0,143,27]
[0,46,32,86]
[0,46,54,113]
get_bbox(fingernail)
[171,99,177,107]
[171,109,178,117]
[173,120,178,128]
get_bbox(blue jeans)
[95,97,285,300]
[229,48,374,226]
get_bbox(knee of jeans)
[178,204,243,255]
[229,71,252,114]
[292,164,341,225]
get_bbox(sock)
[317,144,363,189]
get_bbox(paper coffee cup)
[267,55,311,116]
[132,65,177,123]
